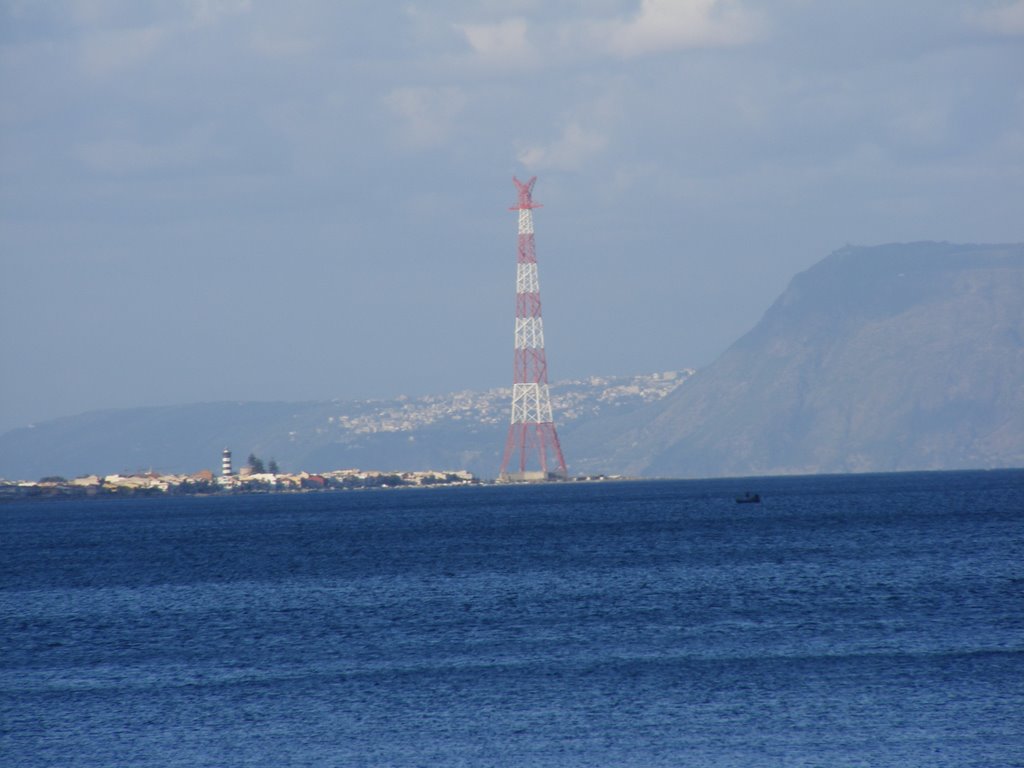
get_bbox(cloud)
[384,86,468,149]
[451,1,759,70]
[518,122,609,171]
[595,0,761,57]
[75,127,214,174]
[186,0,252,27]
[250,32,317,58]
[79,25,165,76]
[66,0,128,25]
[456,17,538,67]
[517,87,622,172]
[970,0,1024,35]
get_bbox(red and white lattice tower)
[499,176,568,481]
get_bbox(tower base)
[497,470,568,483]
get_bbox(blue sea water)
[2,471,1023,767]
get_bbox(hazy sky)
[1,0,1022,432]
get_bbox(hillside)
[0,372,690,481]
[577,242,1024,477]
[4,242,1021,482]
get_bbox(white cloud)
[594,0,761,57]
[186,0,252,27]
[456,17,538,66]
[76,127,214,174]
[970,0,1024,35]
[385,86,468,149]
[518,122,609,171]
[79,25,165,76]
[250,32,317,58]
[66,0,126,25]
[451,2,759,69]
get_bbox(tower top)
[510,176,543,211]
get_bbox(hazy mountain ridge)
[0,371,691,481]
[3,242,1020,482]
[581,242,1024,477]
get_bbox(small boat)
[735,492,761,504]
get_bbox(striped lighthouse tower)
[221,448,233,477]
[499,176,568,482]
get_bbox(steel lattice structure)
[499,176,568,481]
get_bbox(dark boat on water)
[736,492,761,504]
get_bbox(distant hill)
[0,372,690,481]
[4,242,1021,482]
[576,242,1024,477]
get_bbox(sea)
[2,471,1022,767]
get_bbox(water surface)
[2,472,1022,766]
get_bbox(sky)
[1,0,1022,433]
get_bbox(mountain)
[0,372,690,481]
[578,242,1024,477]
[4,242,1020,482]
